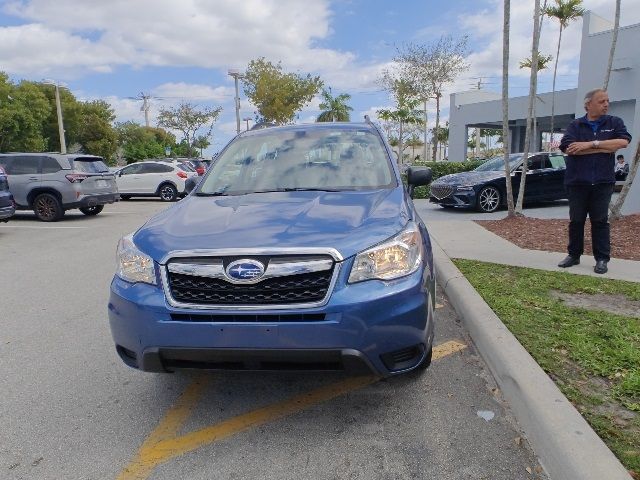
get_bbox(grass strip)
[453,259,639,474]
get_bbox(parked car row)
[0,153,119,221]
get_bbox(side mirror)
[185,177,198,195]
[407,166,433,186]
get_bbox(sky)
[1,0,639,158]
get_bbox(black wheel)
[79,205,104,216]
[120,195,131,200]
[477,186,501,213]
[33,193,64,222]
[158,184,178,202]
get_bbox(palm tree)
[520,53,552,151]
[316,88,353,122]
[545,0,584,150]
[603,0,621,90]
[502,0,515,217]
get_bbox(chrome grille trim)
[160,249,342,310]
[167,258,334,285]
[430,184,455,200]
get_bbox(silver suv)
[0,153,119,221]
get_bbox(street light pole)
[228,69,242,135]
[43,80,67,154]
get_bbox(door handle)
[29,177,39,180]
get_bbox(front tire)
[158,184,178,202]
[477,186,501,213]
[79,205,104,216]
[33,193,64,222]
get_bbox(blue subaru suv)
[108,122,435,376]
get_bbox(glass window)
[198,128,395,195]
[121,164,144,175]
[4,156,40,175]
[527,155,552,170]
[41,157,62,174]
[549,155,566,169]
[474,154,523,172]
[70,157,109,173]
[145,163,172,173]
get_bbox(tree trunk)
[515,0,541,214]
[503,0,515,217]
[398,121,404,165]
[432,94,441,161]
[549,25,563,151]
[423,100,428,162]
[609,140,640,220]
[603,0,621,90]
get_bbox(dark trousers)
[566,184,614,261]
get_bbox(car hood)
[134,189,411,262]
[433,170,505,185]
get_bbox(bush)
[404,160,484,199]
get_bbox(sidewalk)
[416,203,635,480]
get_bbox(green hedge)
[404,160,484,199]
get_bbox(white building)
[448,11,639,214]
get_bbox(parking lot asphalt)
[1,200,547,480]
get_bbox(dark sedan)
[429,152,567,212]
[0,166,16,222]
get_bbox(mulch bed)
[476,214,640,261]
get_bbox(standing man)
[558,89,631,274]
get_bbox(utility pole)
[228,70,242,134]
[140,93,151,127]
[43,80,67,154]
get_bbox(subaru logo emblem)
[226,259,265,282]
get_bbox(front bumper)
[429,188,476,208]
[108,259,435,377]
[0,203,15,221]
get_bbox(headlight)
[116,233,157,285]
[455,185,474,191]
[348,223,423,283]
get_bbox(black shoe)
[558,255,580,268]
[594,260,608,274]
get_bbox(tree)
[0,75,51,152]
[192,135,210,156]
[545,0,584,150]
[76,100,118,162]
[391,37,469,162]
[515,0,543,214]
[243,57,323,124]
[502,0,516,217]
[377,79,424,163]
[116,122,175,163]
[603,0,621,90]
[520,53,552,153]
[316,88,353,122]
[157,102,221,158]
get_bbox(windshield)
[197,128,395,195]
[474,154,523,172]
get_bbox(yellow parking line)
[117,340,467,480]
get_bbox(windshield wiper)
[195,191,228,196]
[249,187,343,193]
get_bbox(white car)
[115,161,198,201]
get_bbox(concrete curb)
[432,243,632,480]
